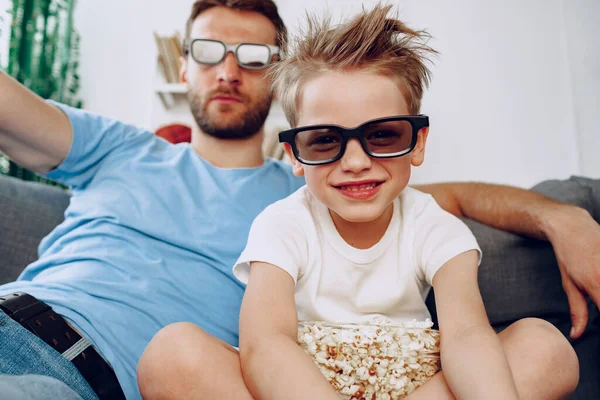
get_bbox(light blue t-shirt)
[0,102,304,399]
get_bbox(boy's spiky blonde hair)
[270,4,437,127]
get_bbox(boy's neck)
[329,204,394,249]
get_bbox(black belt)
[0,292,126,400]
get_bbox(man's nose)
[340,139,372,173]
[216,52,241,85]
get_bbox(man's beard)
[188,87,272,140]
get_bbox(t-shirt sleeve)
[233,205,309,285]
[44,101,154,190]
[413,195,482,285]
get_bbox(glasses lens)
[191,40,225,64]
[237,44,271,68]
[295,128,343,163]
[363,120,414,155]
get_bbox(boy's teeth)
[340,183,377,191]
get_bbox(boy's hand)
[545,205,600,339]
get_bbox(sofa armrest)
[0,175,70,284]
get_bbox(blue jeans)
[0,311,98,400]
[0,375,83,400]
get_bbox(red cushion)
[155,124,192,144]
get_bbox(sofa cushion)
[0,175,70,283]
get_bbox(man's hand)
[545,205,600,339]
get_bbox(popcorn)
[297,319,440,400]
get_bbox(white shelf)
[155,83,187,108]
[155,83,187,94]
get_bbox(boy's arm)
[0,71,72,173]
[431,250,519,400]
[415,181,600,339]
[239,262,339,400]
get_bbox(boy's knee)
[138,322,212,399]
[511,318,579,395]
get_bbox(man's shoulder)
[49,100,159,153]
[265,158,298,176]
[50,101,149,132]
[262,158,305,191]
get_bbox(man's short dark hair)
[185,0,287,49]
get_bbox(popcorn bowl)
[297,320,441,400]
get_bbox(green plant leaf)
[2,0,80,186]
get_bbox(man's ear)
[411,127,429,167]
[282,143,305,177]
[179,56,188,83]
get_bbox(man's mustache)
[206,87,247,103]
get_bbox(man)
[0,1,598,399]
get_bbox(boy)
[137,4,578,400]
[233,5,578,400]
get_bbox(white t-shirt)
[233,186,481,324]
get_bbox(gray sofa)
[1,174,599,398]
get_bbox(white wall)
[0,0,10,69]
[562,0,600,179]
[72,0,597,187]
[75,0,156,127]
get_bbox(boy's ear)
[410,127,429,167]
[179,57,188,83]
[282,143,305,177]
[268,74,277,101]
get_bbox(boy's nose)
[340,139,371,173]
[216,52,241,86]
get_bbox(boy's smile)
[332,179,384,200]
[284,70,429,245]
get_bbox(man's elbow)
[413,183,464,217]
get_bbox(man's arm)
[0,71,72,173]
[414,182,582,240]
[239,262,340,400]
[416,181,600,339]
